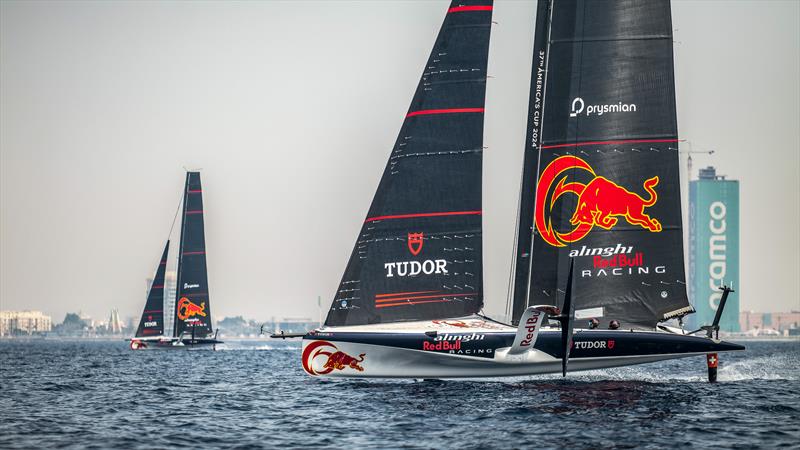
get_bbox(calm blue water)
[1,339,798,449]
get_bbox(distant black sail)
[325,0,493,327]
[135,241,169,338]
[174,172,213,337]
[516,0,693,328]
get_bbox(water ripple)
[0,340,798,449]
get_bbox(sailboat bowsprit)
[130,172,222,350]
[300,0,743,379]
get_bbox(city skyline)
[1,1,799,321]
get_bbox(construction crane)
[680,141,715,181]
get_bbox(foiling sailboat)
[292,0,743,379]
[130,172,222,350]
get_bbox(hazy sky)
[1,0,798,324]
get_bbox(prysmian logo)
[569,97,637,117]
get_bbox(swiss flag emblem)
[408,232,424,256]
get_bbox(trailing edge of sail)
[514,0,693,328]
[325,0,493,327]
[174,172,213,337]
[135,241,169,338]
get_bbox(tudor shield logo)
[407,232,424,256]
[535,156,662,247]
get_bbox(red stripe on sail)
[186,210,203,214]
[448,5,492,13]
[541,138,679,149]
[182,251,205,255]
[151,285,164,289]
[376,299,458,309]
[375,293,478,303]
[365,210,481,223]
[405,108,484,118]
[187,190,202,193]
[374,290,439,298]
[143,310,162,313]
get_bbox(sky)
[1,0,798,324]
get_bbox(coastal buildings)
[0,310,52,336]
[740,311,800,335]
[688,166,740,331]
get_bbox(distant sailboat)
[296,0,742,380]
[130,172,222,350]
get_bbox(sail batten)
[325,0,493,327]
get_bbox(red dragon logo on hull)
[535,155,662,247]
[302,340,366,376]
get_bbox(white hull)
[300,319,744,379]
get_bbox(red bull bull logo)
[302,340,366,376]
[176,297,207,321]
[535,156,662,247]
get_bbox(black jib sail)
[325,0,493,327]
[174,172,213,337]
[512,0,693,328]
[135,241,169,338]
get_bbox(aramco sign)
[689,169,740,332]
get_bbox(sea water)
[1,339,798,449]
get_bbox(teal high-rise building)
[688,167,740,331]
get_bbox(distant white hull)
[129,337,222,350]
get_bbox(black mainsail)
[135,241,169,338]
[325,0,494,327]
[173,172,214,337]
[511,0,693,328]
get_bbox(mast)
[509,0,553,324]
[135,241,169,338]
[325,0,494,327]
[173,172,213,337]
[520,0,693,328]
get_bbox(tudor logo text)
[569,97,637,118]
[386,231,447,277]
[385,260,447,277]
[571,340,616,350]
[408,232,424,256]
